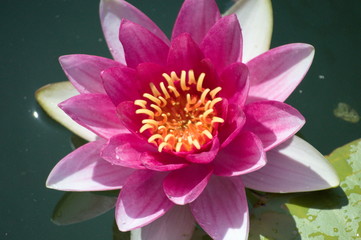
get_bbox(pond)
[1,0,360,239]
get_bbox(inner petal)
[134,70,224,153]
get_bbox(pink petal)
[59,94,126,139]
[116,170,174,231]
[244,101,305,151]
[219,62,249,107]
[246,43,315,103]
[163,164,213,205]
[59,54,122,94]
[136,63,168,87]
[100,0,169,63]
[101,134,188,171]
[116,101,146,135]
[242,136,340,193]
[190,176,249,240]
[100,134,147,169]
[185,137,220,163]
[218,104,246,148]
[101,66,141,105]
[172,0,221,44]
[200,14,242,74]
[119,19,169,68]
[46,140,133,191]
[167,33,204,72]
[214,131,266,176]
[132,206,195,240]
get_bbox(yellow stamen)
[148,134,163,143]
[162,73,175,87]
[168,85,180,97]
[143,93,161,105]
[175,142,183,152]
[150,83,161,97]
[139,124,154,133]
[142,119,158,126]
[158,96,167,107]
[134,100,147,109]
[204,100,212,110]
[164,134,175,142]
[134,70,224,153]
[170,71,180,81]
[196,73,205,91]
[136,109,154,118]
[180,70,189,91]
[200,88,210,104]
[202,130,213,139]
[188,70,196,84]
[193,139,201,149]
[211,117,225,124]
[209,97,222,109]
[210,87,222,99]
[150,104,162,116]
[160,82,170,99]
[158,142,169,152]
[202,109,214,121]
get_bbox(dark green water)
[1,0,360,239]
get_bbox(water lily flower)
[38,0,340,239]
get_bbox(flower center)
[134,70,224,153]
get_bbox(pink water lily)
[41,0,339,239]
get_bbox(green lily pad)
[248,139,361,240]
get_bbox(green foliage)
[248,139,361,240]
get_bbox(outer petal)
[246,43,315,103]
[244,101,305,151]
[167,33,204,72]
[119,19,169,68]
[242,136,340,193]
[101,134,188,171]
[172,0,221,44]
[190,176,249,240]
[59,93,126,139]
[101,66,141,105]
[35,81,96,141]
[100,0,169,63]
[116,170,174,231]
[200,14,242,74]
[46,140,133,191]
[130,206,195,240]
[225,0,273,62]
[214,131,266,176]
[59,54,122,94]
[163,164,213,205]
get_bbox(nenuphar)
[39,0,340,239]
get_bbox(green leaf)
[248,139,361,240]
[52,192,117,225]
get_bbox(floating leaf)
[35,81,97,141]
[333,102,360,123]
[248,139,361,239]
[52,192,117,225]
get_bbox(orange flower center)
[134,70,224,152]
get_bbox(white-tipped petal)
[242,136,340,193]
[35,81,97,141]
[225,0,273,62]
